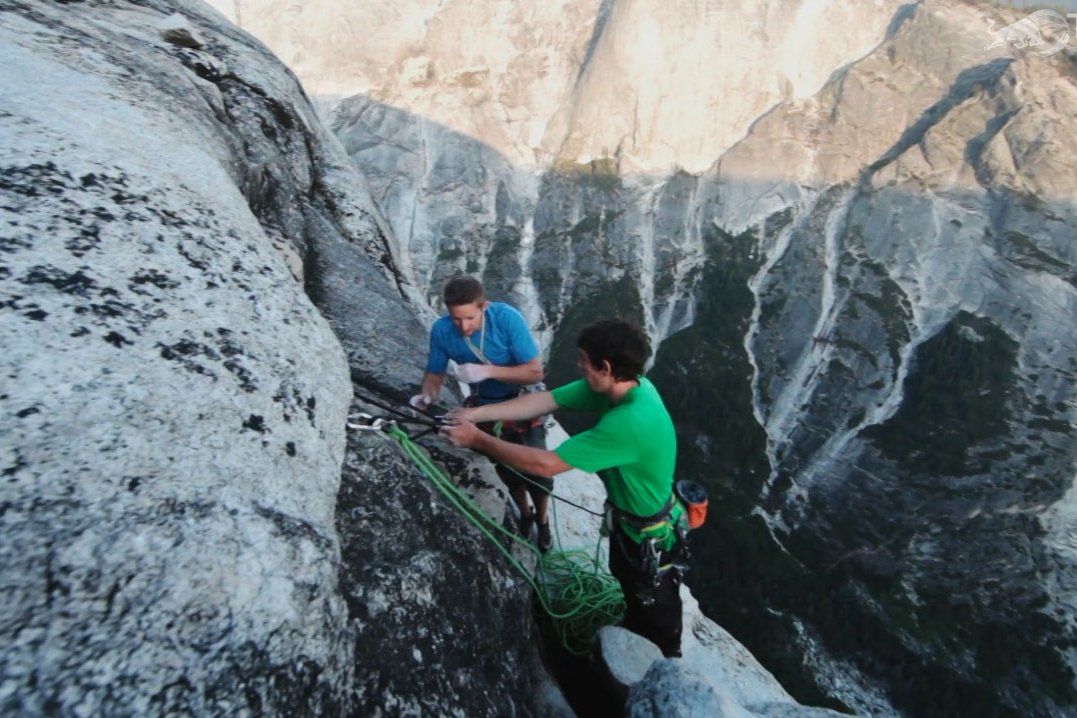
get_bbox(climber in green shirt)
[442,318,686,657]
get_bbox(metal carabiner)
[346,412,393,431]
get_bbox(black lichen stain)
[20,265,97,297]
[65,226,100,258]
[157,339,218,380]
[104,331,133,347]
[129,268,180,292]
[223,359,257,392]
[213,328,258,393]
[243,414,267,433]
[3,450,27,477]
[0,161,72,198]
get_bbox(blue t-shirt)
[426,302,539,403]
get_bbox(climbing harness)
[346,405,623,654]
[605,494,696,607]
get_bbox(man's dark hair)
[443,276,485,307]
[577,318,650,380]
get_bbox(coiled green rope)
[384,424,624,654]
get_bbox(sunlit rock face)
[209,0,903,174]
[213,0,905,348]
[207,0,1076,715]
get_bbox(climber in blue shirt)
[410,276,554,551]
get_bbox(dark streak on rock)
[91,206,116,222]
[0,234,32,254]
[177,244,209,271]
[160,339,218,361]
[103,582,120,621]
[150,207,189,228]
[255,504,330,550]
[75,298,130,319]
[110,189,149,205]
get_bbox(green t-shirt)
[553,377,682,547]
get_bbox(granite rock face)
[212,0,907,359]
[207,0,1077,714]
[625,659,728,718]
[2,2,814,714]
[0,1,357,713]
[2,2,819,716]
[0,1,529,716]
[212,0,905,175]
[335,420,546,717]
[10,0,1077,716]
[705,5,1077,715]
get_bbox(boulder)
[626,659,730,718]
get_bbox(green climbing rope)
[383,424,624,654]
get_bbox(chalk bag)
[675,479,709,529]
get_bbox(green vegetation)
[851,276,912,374]
[1001,230,1071,278]
[862,311,1017,476]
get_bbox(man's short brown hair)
[577,318,650,381]
[443,276,485,307]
